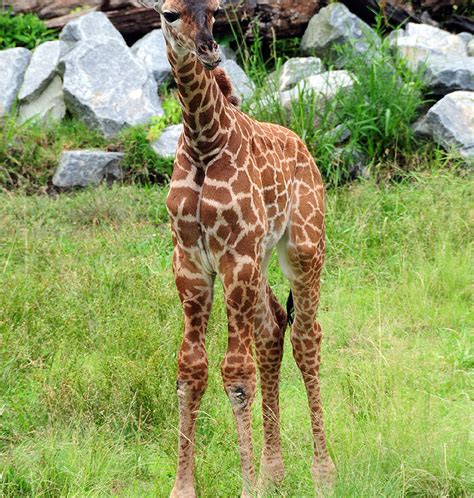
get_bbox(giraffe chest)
[166,161,269,269]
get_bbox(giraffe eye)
[163,11,180,23]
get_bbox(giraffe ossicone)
[159,1,336,496]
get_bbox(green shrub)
[120,92,180,183]
[329,31,426,164]
[0,9,57,50]
[146,94,182,142]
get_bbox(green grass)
[1,170,472,497]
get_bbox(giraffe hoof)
[170,485,197,498]
[311,456,337,491]
[258,453,285,489]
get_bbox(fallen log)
[5,0,323,42]
[5,0,472,43]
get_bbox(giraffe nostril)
[197,39,218,55]
[197,43,209,54]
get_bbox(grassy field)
[1,170,472,497]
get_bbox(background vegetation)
[0,11,464,192]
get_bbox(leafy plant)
[330,18,427,165]
[0,9,57,50]
[146,93,182,142]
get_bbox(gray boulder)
[220,46,238,62]
[271,57,325,92]
[301,3,379,64]
[0,48,31,116]
[326,123,352,145]
[131,30,172,88]
[53,151,125,187]
[19,75,66,123]
[61,39,163,137]
[415,91,474,162]
[60,11,126,50]
[151,124,183,158]
[221,60,255,101]
[421,55,474,96]
[18,41,66,103]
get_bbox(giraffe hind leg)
[279,226,336,490]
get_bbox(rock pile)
[0,2,472,187]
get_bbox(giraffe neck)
[167,48,230,162]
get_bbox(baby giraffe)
[155,0,336,495]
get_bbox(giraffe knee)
[221,355,257,411]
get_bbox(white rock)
[61,39,163,137]
[276,57,325,92]
[390,23,467,61]
[468,40,474,58]
[458,32,473,46]
[19,40,66,103]
[19,75,66,123]
[221,60,255,101]
[406,23,466,55]
[151,124,183,158]
[390,23,474,95]
[53,150,125,187]
[131,30,172,88]
[0,47,31,116]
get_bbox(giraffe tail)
[286,290,295,327]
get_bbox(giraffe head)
[153,0,222,70]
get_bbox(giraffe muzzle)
[196,37,221,70]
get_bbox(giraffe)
[155,0,336,495]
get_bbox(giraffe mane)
[214,67,240,107]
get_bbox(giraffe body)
[156,1,335,495]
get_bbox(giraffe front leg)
[254,284,286,488]
[220,264,261,498]
[170,247,215,498]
